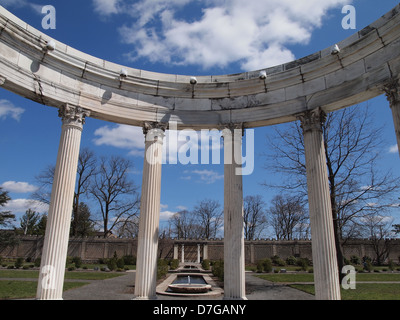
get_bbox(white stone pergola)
[0,4,400,300]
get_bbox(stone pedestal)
[385,80,400,158]
[299,109,341,300]
[222,125,246,300]
[134,122,165,300]
[36,105,89,300]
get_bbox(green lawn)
[256,272,400,300]
[0,269,127,280]
[256,272,400,283]
[291,283,400,300]
[0,269,128,300]
[0,280,89,300]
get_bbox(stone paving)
[61,271,314,300]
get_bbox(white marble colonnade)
[134,122,166,300]
[222,125,246,300]
[298,108,341,300]
[36,105,90,300]
[385,79,400,158]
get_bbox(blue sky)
[0,0,399,234]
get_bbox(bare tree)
[90,156,140,237]
[72,148,96,236]
[32,164,55,205]
[168,210,201,239]
[267,194,308,240]
[360,212,395,265]
[265,104,400,277]
[192,199,223,239]
[33,148,97,236]
[115,215,140,238]
[243,195,268,240]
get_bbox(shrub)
[14,257,24,269]
[66,256,73,265]
[286,256,297,266]
[388,260,395,271]
[34,257,41,267]
[256,260,264,273]
[116,258,125,269]
[170,259,179,270]
[157,259,169,279]
[363,260,373,272]
[262,258,272,273]
[296,258,309,271]
[72,257,82,269]
[212,260,224,281]
[271,255,286,267]
[122,255,136,266]
[107,258,117,271]
[201,259,210,270]
[350,255,361,265]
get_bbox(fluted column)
[298,108,341,300]
[36,105,89,300]
[384,79,400,158]
[134,122,165,300]
[222,124,246,300]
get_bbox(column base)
[223,296,248,300]
[132,295,158,300]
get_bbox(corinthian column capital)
[297,108,326,133]
[58,104,90,128]
[142,121,167,135]
[383,79,400,106]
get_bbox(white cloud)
[0,99,24,121]
[0,0,46,14]
[1,181,38,193]
[93,124,145,156]
[4,199,49,214]
[192,169,223,184]
[98,0,351,71]
[160,210,177,221]
[93,124,223,164]
[92,0,122,15]
[389,144,398,154]
[176,205,187,211]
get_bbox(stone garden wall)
[1,236,400,264]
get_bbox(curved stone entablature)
[0,5,400,129]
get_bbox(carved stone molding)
[221,123,244,138]
[142,121,167,135]
[297,108,326,133]
[383,79,400,106]
[58,104,90,128]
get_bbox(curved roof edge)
[0,4,399,129]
